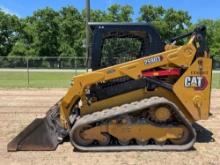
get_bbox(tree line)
[0,4,220,61]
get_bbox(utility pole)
[86,0,90,70]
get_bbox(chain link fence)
[0,56,219,88]
[0,56,88,88]
[0,56,134,88]
[0,56,87,69]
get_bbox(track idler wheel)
[71,125,93,146]
[149,106,172,123]
[170,126,190,145]
[118,139,130,146]
[98,133,111,146]
[154,139,166,145]
[136,139,149,145]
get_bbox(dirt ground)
[0,89,220,165]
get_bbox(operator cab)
[89,22,165,70]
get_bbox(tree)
[163,8,191,38]
[120,5,133,22]
[11,7,61,58]
[3,3,220,65]
[138,5,192,40]
[0,9,21,56]
[107,4,133,22]
[29,7,60,57]
[89,9,107,22]
[107,4,121,22]
[58,6,84,57]
[138,5,164,22]
[10,8,60,68]
[83,4,133,22]
[9,18,36,56]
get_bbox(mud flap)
[7,117,60,151]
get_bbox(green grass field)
[0,71,81,88]
[212,73,220,88]
[0,71,220,88]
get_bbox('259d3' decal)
[144,56,162,65]
[184,76,208,90]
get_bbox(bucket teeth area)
[7,118,59,151]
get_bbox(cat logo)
[184,76,208,90]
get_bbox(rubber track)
[70,97,196,151]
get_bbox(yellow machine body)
[60,37,212,128]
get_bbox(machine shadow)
[193,123,214,143]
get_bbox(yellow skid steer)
[8,23,212,151]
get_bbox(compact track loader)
[8,23,212,151]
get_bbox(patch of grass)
[0,71,220,88]
[0,71,81,88]
[212,73,220,89]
